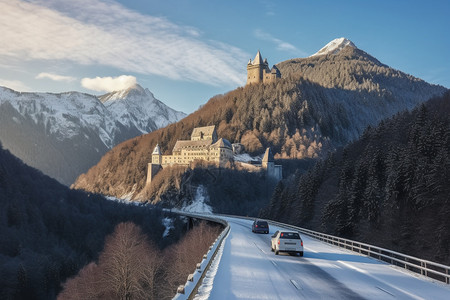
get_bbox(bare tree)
[59,222,162,300]
[58,262,100,300]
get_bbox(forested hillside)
[73,44,445,200]
[0,143,190,299]
[261,91,450,265]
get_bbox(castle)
[246,50,281,85]
[146,126,234,184]
[146,125,282,184]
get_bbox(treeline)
[261,91,450,264]
[58,221,221,300]
[0,143,190,299]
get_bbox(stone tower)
[247,50,281,85]
[262,147,282,181]
[146,144,162,185]
[262,147,275,172]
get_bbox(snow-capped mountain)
[310,37,356,57]
[99,84,186,134]
[0,85,185,185]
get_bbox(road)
[195,217,450,300]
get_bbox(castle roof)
[211,138,232,149]
[172,139,213,152]
[191,125,217,140]
[251,50,264,65]
[262,147,274,163]
[271,65,281,75]
[152,144,161,155]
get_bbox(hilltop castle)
[247,50,281,85]
[146,126,234,184]
[146,125,282,184]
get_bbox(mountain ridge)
[0,84,186,185]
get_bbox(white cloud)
[254,29,307,56]
[0,79,31,92]
[0,0,247,86]
[81,75,137,92]
[36,72,76,82]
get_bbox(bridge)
[175,215,450,299]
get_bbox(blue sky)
[1,0,449,113]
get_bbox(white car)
[271,230,304,256]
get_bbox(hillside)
[0,142,199,298]
[261,91,450,265]
[73,39,446,201]
[0,84,185,185]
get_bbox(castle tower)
[146,144,162,185]
[247,51,281,85]
[262,147,282,181]
[262,147,275,171]
[247,50,270,85]
[152,144,162,164]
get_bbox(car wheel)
[299,251,304,257]
[271,246,274,252]
[275,250,279,255]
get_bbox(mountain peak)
[99,83,154,103]
[311,38,356,57]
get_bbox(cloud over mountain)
[81,75,137,92]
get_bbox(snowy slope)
[195,217,450,299]
[0,85,185,185]
[310,37,356,57]
[0,86,117,147]
[99,84,186,134]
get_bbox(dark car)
[252,219,269,234]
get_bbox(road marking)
[376,286,395,297]
[253,242,266,254]
[290,279,302,290]
[271,260,278,267]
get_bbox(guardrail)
[172,212,230,300]
[265,218,450,285]
[170,211,449,297]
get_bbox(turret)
[152,144,162,165]
[147,144,162,185]
[246,50,280,85]
[262,147,274,170]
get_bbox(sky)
[1,0,449,114]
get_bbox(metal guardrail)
[265,218,450,285]
[171,212,449,300]
[172,212,230,300]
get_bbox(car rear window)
[257,221,268,228]
[280,232,300,239]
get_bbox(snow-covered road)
[197,217,450,300]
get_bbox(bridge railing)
[172,212,230,300]
[171,212,449,300]
[264,218,450,284]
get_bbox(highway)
[195,217,450,300]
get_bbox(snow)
[233,153,261,163]
[162,217,173,238]
[195,217,450,300]
[310,37,356,57]
[182,185,213,214]
[0,84,185,149]
[194,226,229,300]
[100,84,186,133]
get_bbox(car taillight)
[301,241,303,246]
[278,240,280,245]
[255,225,258,227]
